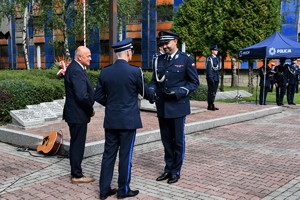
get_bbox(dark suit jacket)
[63,60,94,124]
[94,59,152,129]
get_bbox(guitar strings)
[0,131,66,195]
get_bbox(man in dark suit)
[206,45,221,111]
[149,31,199,184]
[63,46,95,184]
[95,38,154,199]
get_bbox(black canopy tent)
[238,32,300,104]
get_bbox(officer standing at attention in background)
[258,61,274,105]
[206,45,221,111]
[149,31,199,184]
[274,58,289,106]
[95,38,154,199]
[286,58,298,105]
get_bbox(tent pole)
[263,57,267,105]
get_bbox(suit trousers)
[68,123,87,178]
[100,129,136,196]
[158,116,186,176]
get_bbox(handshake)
[164,90,176,100]
[148,88,177,104]
[148,88,157,104]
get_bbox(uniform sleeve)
[70,69,94,116]
[136,68,155,101]
[94,73,107,106]
[206,57,213,82]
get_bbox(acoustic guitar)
[37,131,63,156]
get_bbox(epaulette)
[131,65,141,68]
[101,64,112,69]
[181,51,195,61]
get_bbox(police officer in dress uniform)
[206,45,221,111]
[293,58,300,93]
[287,58,298,105]
[274,58,289,106]
[258,62,274,105]
[149,31,199,184]
[95,38,154,199]
[269,63,276,92]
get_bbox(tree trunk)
[22,5,30,70]
[231,58,238,87]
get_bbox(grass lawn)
[218,85,300,105]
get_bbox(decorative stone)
[10,109,45,128]
[40,102,63,117]
[26,104,58,121]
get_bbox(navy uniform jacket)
[274,64,289,86]
[63,60,95,124]
[287,64,298,85]
[94,59,151,129]
[206,55,220,82]
[150,50,199,118]
[259,67,272,87]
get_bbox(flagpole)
[83,0,86,46]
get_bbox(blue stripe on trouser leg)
[118,130,136,195]
[126,130,135,192]
[173,116,186,176]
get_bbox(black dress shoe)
[100,188,117,200]
[167,174,180,184]
[156,172,171,181]
[117,190,139,199]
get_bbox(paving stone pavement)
[1,103,300,199]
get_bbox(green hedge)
[0,69,205,125]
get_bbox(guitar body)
[37,131,63,156]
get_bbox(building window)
[157,4,173,22]
[128,15,142,24]
[16,44,24,57]
[34,43,45,57]
[100,40,109,55]
[132,38,141,54]
[0,45,8,57]
[54,41,65,58]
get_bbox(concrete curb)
[0,106,282,158]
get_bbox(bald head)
[75,46,91,67]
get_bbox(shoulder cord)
[155,56,165,83]
[139,67,145,98]
[211,57,220,71]
[288,64,296,75]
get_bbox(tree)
[172,0,281,92]
[0,0,142,68]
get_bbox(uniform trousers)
[207,80,219,103]
[276,85,286,105]
[68,123,87,178]
[259,86,269,105]
[158,116,186,176]
[100,129,136,196]
[287,84,296,104]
